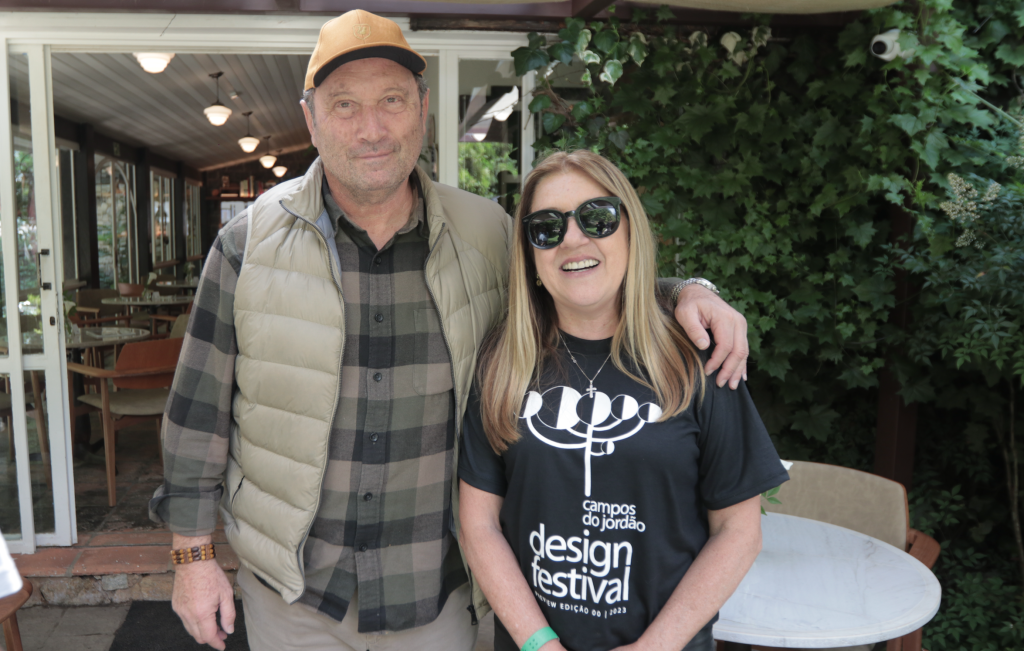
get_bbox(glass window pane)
[58,148,79,282]
[10,53,43,354]
[97,156,137,288]
[457,59,521,214]
[25,369,52,535]
[0,373,19,540]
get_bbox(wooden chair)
[739,461,941,651]
[0,577,32,651]
[68,337,183,506]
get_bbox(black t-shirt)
[459,332,789,651]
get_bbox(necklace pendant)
[587,383,595,398]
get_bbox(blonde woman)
[458,151,788,651]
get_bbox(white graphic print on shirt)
[519,386,661,613]
[521,386,663,497]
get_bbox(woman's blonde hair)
[478,150,705,453]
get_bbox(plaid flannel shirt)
[151,177,467,633]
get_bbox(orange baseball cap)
[304,9,427,91]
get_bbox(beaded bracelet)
[170,543,216,565]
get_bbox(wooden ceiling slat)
[50,52,310,170]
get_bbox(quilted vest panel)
[222,166,344,603]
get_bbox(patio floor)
[9,414,238,607]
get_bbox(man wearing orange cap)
[152,9,750,651]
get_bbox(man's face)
[302,57,428,203]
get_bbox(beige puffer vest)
[220,158,510,617]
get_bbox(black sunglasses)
[522,197,624,250]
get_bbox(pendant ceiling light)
[272,164,288,178]
[203,72,232,126]
[238,111,260,153]
[259,136,277,169]
[134,53,174,74]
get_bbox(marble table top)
[66,327,152,349]
[0,327,151,352]
[102,295,194,306]
[156,279,199,289]
[713,513,941,648]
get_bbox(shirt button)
[369,433,379,443]
[359,543,368,552]
[374,257,382,266]
[373,372,382,382]
[374,313,383,323]
[364,492,373,501]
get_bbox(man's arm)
[149,213,247,650]
[662,278,749,390]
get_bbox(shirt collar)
[321,173,425,246]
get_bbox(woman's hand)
[673,284,749,389]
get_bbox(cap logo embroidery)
[353,24,371,41]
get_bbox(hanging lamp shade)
[272,165,288,178]
[204,72,232,126]
[238,111,260,152]
[239,136,261,153]
[259,135,277,168]
[134,53,174,74]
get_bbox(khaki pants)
[238,566,478,651]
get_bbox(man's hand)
[171,534,235,651]
[674,284,748,389]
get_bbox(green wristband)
[521,626,558,651]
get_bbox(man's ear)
[301,99,318,148]
[420,88,430,125]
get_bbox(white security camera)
[870,29,905,62]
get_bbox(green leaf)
[919,130,949,170]
[627,35,649,66]
[853,275,894,310]
[599,59,624,86]
[766,497,782,505]
[791,405,839,441]
[676,105,726,142]
[548,42,574,66]
[995,42,1024,66]
[593,29,618,54]
[608,129,630,150]
[512,46,549,76]
[527,32,547,50]
[889,113,927,137]
[581,50,602,66]
[575,29,592,54]
[845,221,876,248]
[528,95,552,113]
[542,113,566,134]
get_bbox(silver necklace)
[559,332,612,398]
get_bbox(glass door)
[0,42,76,552]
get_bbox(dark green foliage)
[513,1,1024,647]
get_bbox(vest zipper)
[424,222,481,617]
[281,202,346,599]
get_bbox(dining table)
[101,295,194,308]
[155,279,199,292]
[713,513,941,650]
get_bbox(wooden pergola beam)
[572,0,616,19]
